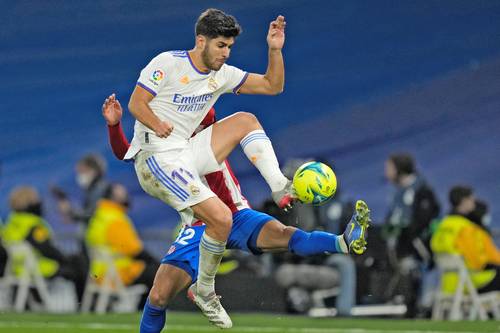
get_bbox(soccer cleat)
[271,180,295,211]
[343,200,371,254]
[187,284,232,329]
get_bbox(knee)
[282,226,298,239]
[234,111,261,131]
[148,286,170,308]
[204,204,233,237]
[214,206,233,234]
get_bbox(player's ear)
[196,35,207,49]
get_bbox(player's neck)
[188,49,210,74]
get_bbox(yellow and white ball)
[292,161,337,205]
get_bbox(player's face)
[384,160,398,184]
[201,36,235,71]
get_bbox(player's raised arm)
[102,94,130,160]
[238,15,286,95]
[128,85,174,138]
[102,93,122,126]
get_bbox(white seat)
[0,242,51,312]
[81,247,147,313]
[432,254,500,321]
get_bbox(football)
[292,161,337,205]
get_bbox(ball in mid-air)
[292,161,337,205]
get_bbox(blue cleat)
[343,200,371,254]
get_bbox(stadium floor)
[0,312,498,333]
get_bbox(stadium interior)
[1,1,499,332]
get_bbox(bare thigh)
[191,196,232,241]
[210,112,262,163]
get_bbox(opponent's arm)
[238,15,286,95]
[102,94,130,160]
[128,85,173,138]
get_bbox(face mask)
[482,214,492,227]
[76,173,94,189]
[26,202,43,216]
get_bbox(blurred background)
[1,0,500,324]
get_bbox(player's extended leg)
[256,221,349,255]
[140,264,192,333]
[210,112,293,208]
[256,200,371,255]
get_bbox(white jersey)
[124,50,248,159]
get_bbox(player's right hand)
[154,120,174,138]
[102,93,123,126]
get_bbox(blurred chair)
[0,242,51,311]
[432,254,500,320]
[275,262,342,315]
[81,247,147,313]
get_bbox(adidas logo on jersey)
[179,75,190,84]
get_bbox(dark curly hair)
[449,185,473,208]
[388,153,416,177]
[195,8,241,39]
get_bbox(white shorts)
[134,126,221,225]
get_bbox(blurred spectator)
[465,199,491,233]
[51,154,111,271]
[0,163,7,276]
[52,154,110,225]
[0,222,6,277]
[382,153,440,317]
[431,185,500,293]
[85,183,159,309]
[1,186,87,302]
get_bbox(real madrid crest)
[208,77,218,91]
[190,184,200,196]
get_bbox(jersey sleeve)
[107,122,130,160]
[220,64,249,94]
[136,53,171,97]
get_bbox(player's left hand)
[267,15,286,51]
[102,93,123,126]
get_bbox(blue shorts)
[161,208,274,282]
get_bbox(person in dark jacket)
[382,153,440,317]
[53,154,110,225]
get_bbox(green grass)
[0,312,498,333]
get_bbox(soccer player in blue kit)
[103,95,371,332]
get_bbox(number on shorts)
[174,227,196,245]
[171,168,195,186]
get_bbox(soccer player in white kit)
[125,9,291,328]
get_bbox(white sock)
[240,129,288,192]
[336,235,348,254]
[197,233,226,296]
